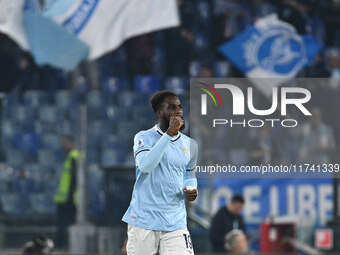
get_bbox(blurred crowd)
[0,0,338,192]
[1,0,340,92]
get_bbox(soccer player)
[122,90,198,255]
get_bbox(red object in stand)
[260,222,296,253]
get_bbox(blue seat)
[56,107,80,123]
[2,92,20,110]
[1,120,21,149]
[54,90,79,110]
[88,121,110,137]
[0,180,12,193]
[24,164,45,179]
[56,120,75,136]
[134,75,162,93]
[86,91,104,121]
[214,61,230,77]
[87,164,104,191]
[189,61,202,77]
[29,193,56,215]
[165,77,188,95]
[151,47,165,76]
[11,105,36,124]
[6,149,34,168]
[41,134,60,150]
[1,193,27,215]
[0,164,15,181]
[87,165,105,214]
[100,135,122,150]
[38,149,60,168]
[38,106,58,123]
[0,164,14,193]
[2,120,20,138]
[23,90,49,108]
[2,93,20,119]
[101,149,123,167]
[118,91,145,108]
[86,90,103,109]
[74,75,89,94]
[102,105,127,122]
[13,132,40,154]
[33,120,58,135]
[102,77,124,94]
[42,178,58,195]
[12,177,34,195]
[86,147,100,164]
[117,121,140,139]
[130,108,154,124]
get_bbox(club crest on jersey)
[181,147,189,156]
[137,139,144,149]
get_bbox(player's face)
[160,96,185,130]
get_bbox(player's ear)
[156,110,161,118]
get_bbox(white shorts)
[126,224,194,255]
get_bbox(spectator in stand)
[248,125,285,166]
[278,0,309,34]
[126,33,154,77]
[298,107,336,164]
[326,50,340,89]
[305,53,331,77]
[164,0,197,75]
[199,64,214,78]
[210,194,246,253]
[212,0,252,59]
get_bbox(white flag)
[44,0,180,60]
[0,0,28,49]
[0,0,179,70]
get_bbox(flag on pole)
[219,14,322,96]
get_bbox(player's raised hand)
[184,186,198,201]
[166,115,183,137]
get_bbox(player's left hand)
[184,187,198,201]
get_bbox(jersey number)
[183,233,193,250]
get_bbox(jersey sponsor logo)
[137,138,144,149]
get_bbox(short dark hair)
[231,194,244,204]
[150,90,178,113]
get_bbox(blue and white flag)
[0,0,179,70]
[219,14,321,95]
[43,0,179,60]
[23,0,89,70]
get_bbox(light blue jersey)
[122,125,198,231]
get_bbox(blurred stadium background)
[0,0,340,254]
